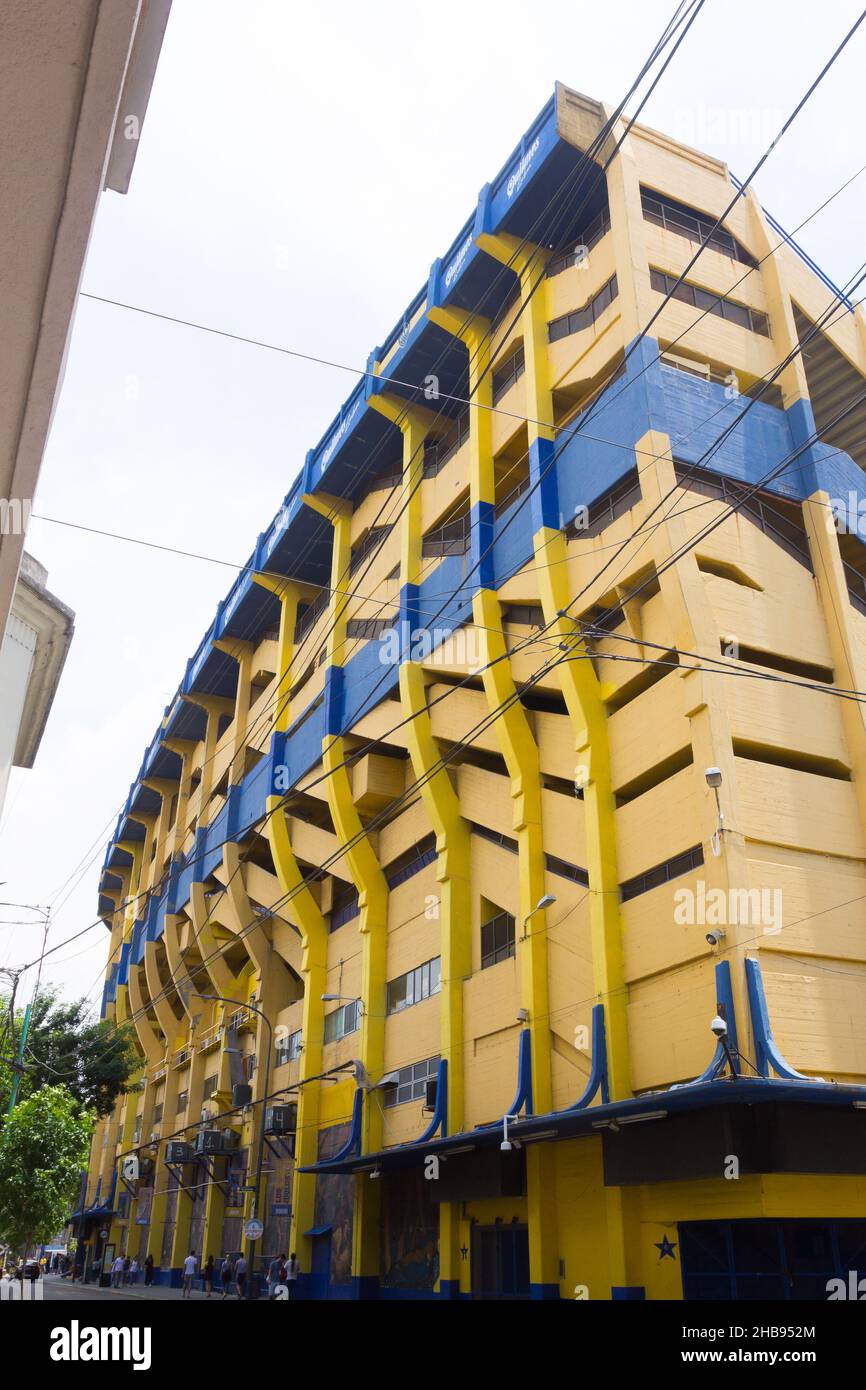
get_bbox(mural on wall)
[315,1123,354,1286]
[381,1168,439,1291]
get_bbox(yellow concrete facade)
[84,85,866,1300]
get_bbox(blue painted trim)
[530,1282,560,1300]
[561,1004,609,1110]
[323,664,345,738]
[350,1274,380,1300]
[438,1278,461,1300]
[676,960,740,1086]
[417,1059,448,1142]
[504,1028,533,1119]
[745,955,810,1081]
[330,1088,364,1162]
[528,436,559,533]
[731,174,854,312]
[470,500,496,590]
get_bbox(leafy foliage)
[0,1086,91,1255]
[1,990,139,1118]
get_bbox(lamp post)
[520,893,556,942]
[191,993,272,1300]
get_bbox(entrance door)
[309,1232,331,1301]
[471,1224,530,1299]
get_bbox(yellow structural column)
[368,390,471,1296]
[258,571,330,1285]
[300,492,388,1295]
[427,298,557,1293]
[478,229,632,1102]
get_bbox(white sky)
[2,0,864,1008]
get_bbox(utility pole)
[6,1001,31,1113]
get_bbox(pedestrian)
[144,1253,154,1286]
[267,1252,284,1299]
[220,1255,233,1299]
[123,1255,131,1285]
[111,1254,124,1288]
[129,1257,139,1284]
[234,1252,247,1299]
[285,1251,299,1300]
[203,1254,214,1297]
[181,1250,197,1298]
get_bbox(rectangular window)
[546,207,612,278]
[276,1029,302,1065]
[384,834,437,889]
[650,268,769,336]
[323,999,360,1044]
[491,344,525,404]
[330,884,359,931]
[349,525,392,576]
[346,616,392,642]
[383,1055,440,1109]
[641,188,756,266]
[202,1075,218,1098]
[176,1090,189,1114]
[480,912,516,969]
[620,844,704,902]
[386,956,442,1015]
[548,274,619,343]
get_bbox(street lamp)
[520,893,556,941]
[190,992,272,1300]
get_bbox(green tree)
[0,1085,91,1256]
[0,990,139,1118]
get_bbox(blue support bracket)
[745,955,810,1080]
[560,1004,609,1111]
[417,1059,448,1143]
[329,1087,364,1162]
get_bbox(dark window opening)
[620,844,704,902]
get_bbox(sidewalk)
[50,1276,251,1302]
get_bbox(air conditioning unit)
[166,1141,194,1164]
[194,1128,238,1156]
[232,1083,253,1108]
[264,1103,297,1136]
[424,1078,438,1111]
[138,1157,155,1180]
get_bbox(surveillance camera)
[705,767,723,789]
[710,1015,728,1038]
[706,928,726,947]
[500,1139,512,1152]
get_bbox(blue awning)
[302,1224,332,1238]
[298,1076,866,1176]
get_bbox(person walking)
[111,1254,124,1289]
[144,1253,154,1286]
[123,1255,131,1285]
[285,1251,299,1300]
[129,1257,139,1285]
[267,1253,284,1299]
[181,1250,197,1298]
[203,1254,214,1297]
[234,1252,247,1299]
[220,1255,233,1299]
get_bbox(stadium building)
[82,83,866,1300]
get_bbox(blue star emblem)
[655,1235,677,1261]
